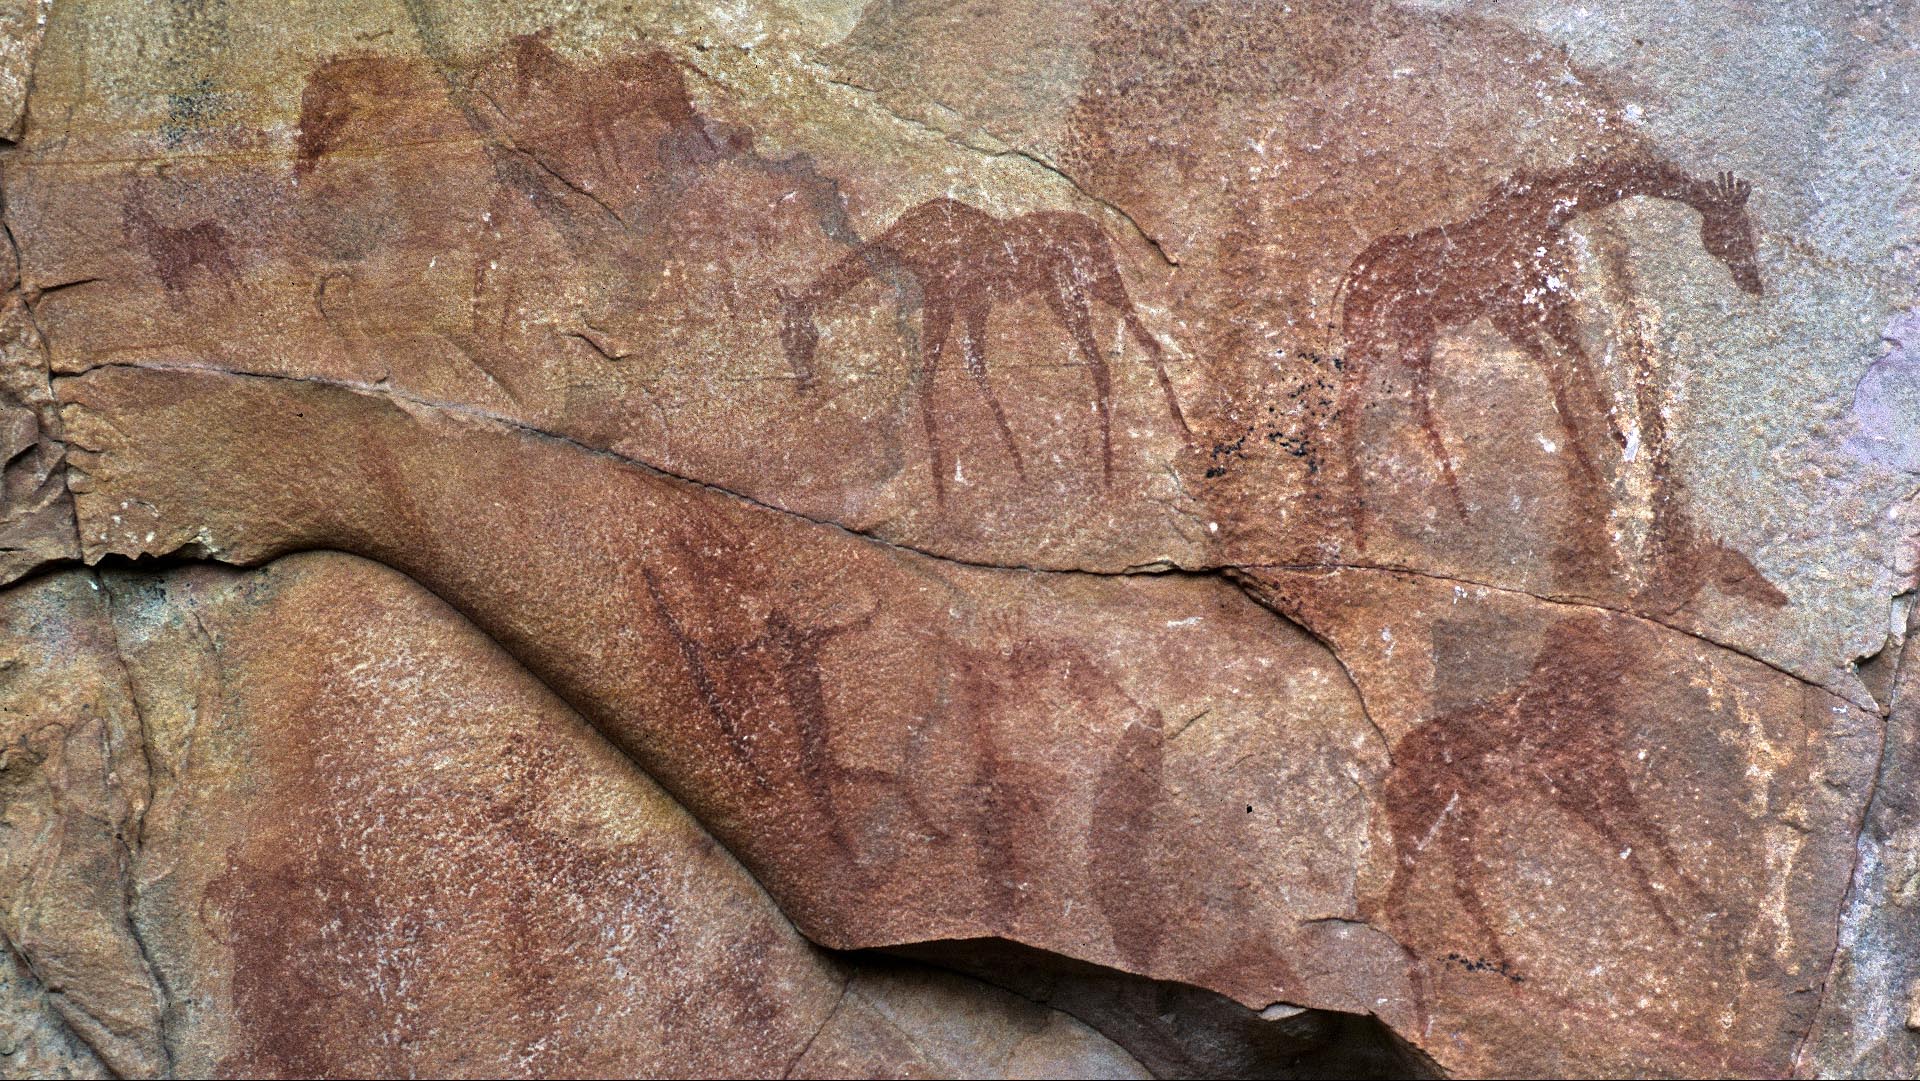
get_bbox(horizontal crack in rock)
[54,360,1863,713]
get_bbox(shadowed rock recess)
[0,1,1914,1078]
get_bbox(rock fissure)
[1791,602,1920,1073]
[89,570,174,1078]
[781,969,853,1079]
[0,924,116,1079]
[60,359,1192,579]
[57,357,1861,720]
[1245,560,1871,713]
[1226,568,1395,768]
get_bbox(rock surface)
[4,555,1152,1078]
[2,1,1917,1077]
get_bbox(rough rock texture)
[3,555,1151,1078]
[2,1,1917,1077]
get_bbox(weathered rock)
[57,362,1407,1030]
[1803,597,1920,1078]
[0,572,165,1079]
[4,554,1149,1078]
[2,0,1917,1076]
[893,938,1437,1079]
[0,0,48,142]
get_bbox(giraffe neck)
[1545,156,1720,222]
[792,243,891,315]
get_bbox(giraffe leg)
[1578,766,1708,909]
[1051,274,1116,485]
[640,569,774,791]
[1564,794,1686,936]
[920,300,954,505]
[1540,307,1629,531]
[1545,731,1706,929]
[1489,312,1629,592]
[1082,224,1190,439]
[1336,343,1379,552]
[1382,797,1437,934]
[1118,304,1192,438]
[1541,299,1627,451]
[1529,303,1624,485]
[1405,340,1468,521]
[960,304,1027,479]
[1630,820,1707,917]
[1608,793,1732,956]
[1498,319,1603,487]
[1539,348,1609,485]
[1438,797,1506,967]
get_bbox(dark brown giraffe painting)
[120,177,240,297]
[636,537,943,874]
[779,198,1190,501]
[1334,155,1762,552]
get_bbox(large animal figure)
[1335,157,1761,549]
[780,198,1189,501]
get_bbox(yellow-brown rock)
[3,1,1916,1077]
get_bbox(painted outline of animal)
[122,179,240,296]
[1377,616,1710,970]
[638,558,941,867]
[1334,157,1762,550]
[778,198,1190,502]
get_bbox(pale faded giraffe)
[1377,615,1714,973]
[779,198,1190,502]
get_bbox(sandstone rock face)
[4,555,1151,1078]
[1,1,1916,1078]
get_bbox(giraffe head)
[775,286,819,393]
[1699,172,1763,296]
[1710,541,1788,608]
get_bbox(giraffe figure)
[638,533,945,871]
[778,198,1190,502]
[1334,156,1762,550]
[1378,615,1712,970]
